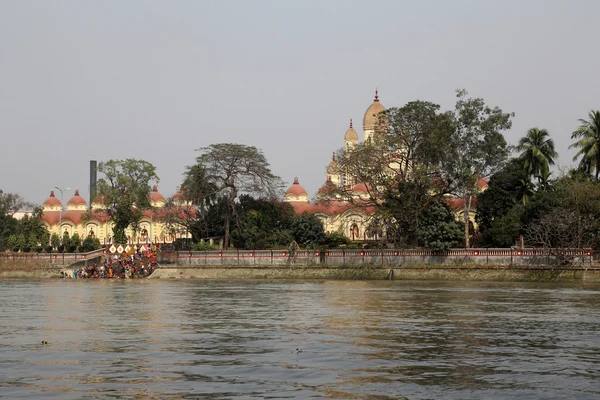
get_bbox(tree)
[418,198,463,251]
[230,195,295,249]
[50,232,61,251]
[442,89,514,247]
[160,163,218,242]
[193,143,283,249]
[336,101,454,205]
[95,159,159,244]
[70,232,81,253]
[570,110,600,181]
[290,213,325,247]
[0,190,30,216]
[476,158,528,234]
[516,128,558,183]
[0,212,18,251]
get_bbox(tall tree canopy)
[570,110,600,181]
[95,159,159,244]
[516,127,558,183]
[442,89,514,247]
[192,143,282,249]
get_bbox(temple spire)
[374,89,379,102]
[349,118,353,128]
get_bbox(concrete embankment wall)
[150,265,600,282]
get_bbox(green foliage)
[324,232,351,248]
[570,110,600,181]
[61,231,70,252]
[16,233,26,252]
[0,212,18,251]
[418,199,463,251]
[7,234,18,252]
[230,195,295,249]
[481,205,524,247]
[50,233,60,251]
[96,159,159,244]
[476,158,528,235]
[81,237,101,252]
[26,232,38,252]
[441,89,514,247]
[516,128,558,183]
[290,213,325,247]
[0,190,30,216]
[194,240,219,251]
[193,143,283,249]
[69,232,81,253]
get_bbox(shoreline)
[2,263,600,282]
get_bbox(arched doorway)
[350,224,359,241]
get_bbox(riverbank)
[2,263,600,282]
[149,264,600,282]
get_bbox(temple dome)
[149,186,166,203]
[66,189,87,208]
[285,177,308,197]
[363,90,386,132]
[344,119,358,142]
[42,190,62,208]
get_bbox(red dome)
[67,189,87,207]
[150,186,166,203]
[41,210,60,226]
[173,187,185,201]
[60,209,86,225]
[43,190,62,208]
[285,177,308,197]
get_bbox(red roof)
[285,177,308,197]
[43,190,62,208]
[41,210,60,226]
[150,186,166,203]
[60,209,86,225]
[289,200,376,216]
[67,189,87,207]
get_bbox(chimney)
[90,160,97,209]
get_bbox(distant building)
[40,187,192,244]
[282,90,486,241]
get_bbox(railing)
[0,248,106,265]
[171,247,593,266]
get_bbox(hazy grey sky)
[1,0,598,205]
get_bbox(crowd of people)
[63,246,158,279]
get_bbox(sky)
[1,0,599,206]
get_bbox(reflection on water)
[1,279,599,399]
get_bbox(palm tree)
[570,110,600,181]
[516,128,558,183]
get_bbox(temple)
[39,90,484,245]
[282,90,487,241]
[41,187,192,245]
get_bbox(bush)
[45,245,53,253]
[81,237,101,252]
[324,232,351,248]
[34,246,43,253]
[194,241,219,251]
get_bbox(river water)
[1,279,599,400]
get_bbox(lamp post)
[54,186,70,234]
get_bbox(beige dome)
[344,119,358,142]
[363,90,386,132]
